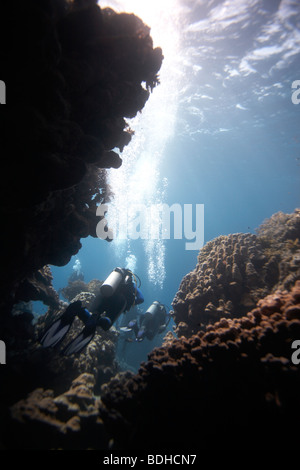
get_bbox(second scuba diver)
[120,301,170,342]
[40,267,144,355]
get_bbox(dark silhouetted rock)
[0,0,163,320]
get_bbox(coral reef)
[98,281,300,450]
[60,277,103,302]
[14,266,60,308]
[7,373,109,450]
[257,209,300,243]
[0,0,163,317]
[5,281,300,449]
[172,209,300,337]
[1,265,58,354]
[256,209,300,291]
[1,208,299,450]
[1,291,119,410]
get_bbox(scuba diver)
[40,267,144,355]
[120,301,170,342]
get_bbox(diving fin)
[40,301,82,349]
[40,318,71,348]
[62,325,96,356]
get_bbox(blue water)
[46,0,300,371]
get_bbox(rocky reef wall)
[0,0,164,450]
[0,0,163,319]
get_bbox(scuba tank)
[145,300,164,316]
[100,267,124,297]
